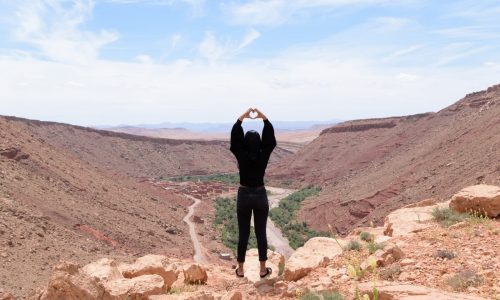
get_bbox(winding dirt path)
[183,194,207,264]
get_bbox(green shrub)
[213,197,257,251]
[431,207,467,227]
[446,268,483,291]
[359,231,374,242]
[435,249,456,259]
[367,241,385,254]
[269,186,326,249]
[168,173,240,185]
[345,240,362,251]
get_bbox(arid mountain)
[269,84,500,235]
[0,115,291,297]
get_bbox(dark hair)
[244,130,261,162]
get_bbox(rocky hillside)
[268,84,500,234]
[0,116,290,298]
[17,185,500,300]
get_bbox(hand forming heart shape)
[249,109,258,119]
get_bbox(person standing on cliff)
[230,107,276,278]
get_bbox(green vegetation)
[167,173,240,185]
[300,291,344,300]
[345,240,363,252]
[431,207,467,227]
[367,241,385,254]
[269,186,329,249]
[446,268,483,291]
[359,231,374,242]
[213,197,257,251]
[435,249,456,259]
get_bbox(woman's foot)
[235,264,244,277]
[259,267,272,278]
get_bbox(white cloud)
[225,0,407,25]
[198,29,261,63]
[136,54,154,64]
[13,0,119,63]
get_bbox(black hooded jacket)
[230,119,277,187]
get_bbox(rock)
[243,249,284,284]
[0,289,16,300]
[119,255,178,290]
[81,258,122,283]
[36,264,104,300]
[358,281,488,299]
[362,244,404,271]
[284,237,344,281]
[222,290,243,300]
[35,259,168,300]
[0,147,29,161]
[383,201,450,237]
[404,198,437,208]
[450,185,500,218]
[399,258,415,267]
[183,264,208,284]
[105,275,164,299]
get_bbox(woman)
[230,107,277,278]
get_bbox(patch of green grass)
[167,173,240,185]
[269,186,329,249]
[367,241,385,254]
[431,207,467,227]
[213,197,257,251]
[300,291,344,300]
[359,231,374,242]
[345,240,362,252]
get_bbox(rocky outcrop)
[0,289,16,300]
[358,282,488,300]
[284,237,344,281]
[450,185,500,218]
[119,254,178,290]
[34,256,180,299]
[0,147,29,161]
[183,264,208,284]
[383,201,450,237]
[243,249,284,284]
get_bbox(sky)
[0,0,499,126]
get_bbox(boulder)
[222,290,243,300]
[183,264,208,284]
[284,237,344,281]
[358,281,487,300]
[104,275,164,299]
[383,201,450,237]
[243,249,284,284]
[450,185,500,218]
[81,258,122,283]
[35,262,103,300]
[0,289,16,300]
[119,255,178,290]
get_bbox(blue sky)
[0,0,499,126]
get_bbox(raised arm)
[255,108,276,157]
[230,108,253,159]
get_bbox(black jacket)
[230,119,277,187]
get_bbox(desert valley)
[0,85,499,299]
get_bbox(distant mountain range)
[97,120,341,133]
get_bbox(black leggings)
[236,186,269,263]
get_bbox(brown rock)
[449,185,500,218]
[358,281,488,299]
[404,198,437,208]
[105,275,164,299]
[183,264,208,284]
[222,290,243,300]
[383,201,450,237]
[284,237,344,281]
[119,255,178,290]
[243,249,284,284]
[0,289,16,300]
[36,266,103,300]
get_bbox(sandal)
[259,267,272,278]
[235,267,244,278]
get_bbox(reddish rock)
[450,185,500,218]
